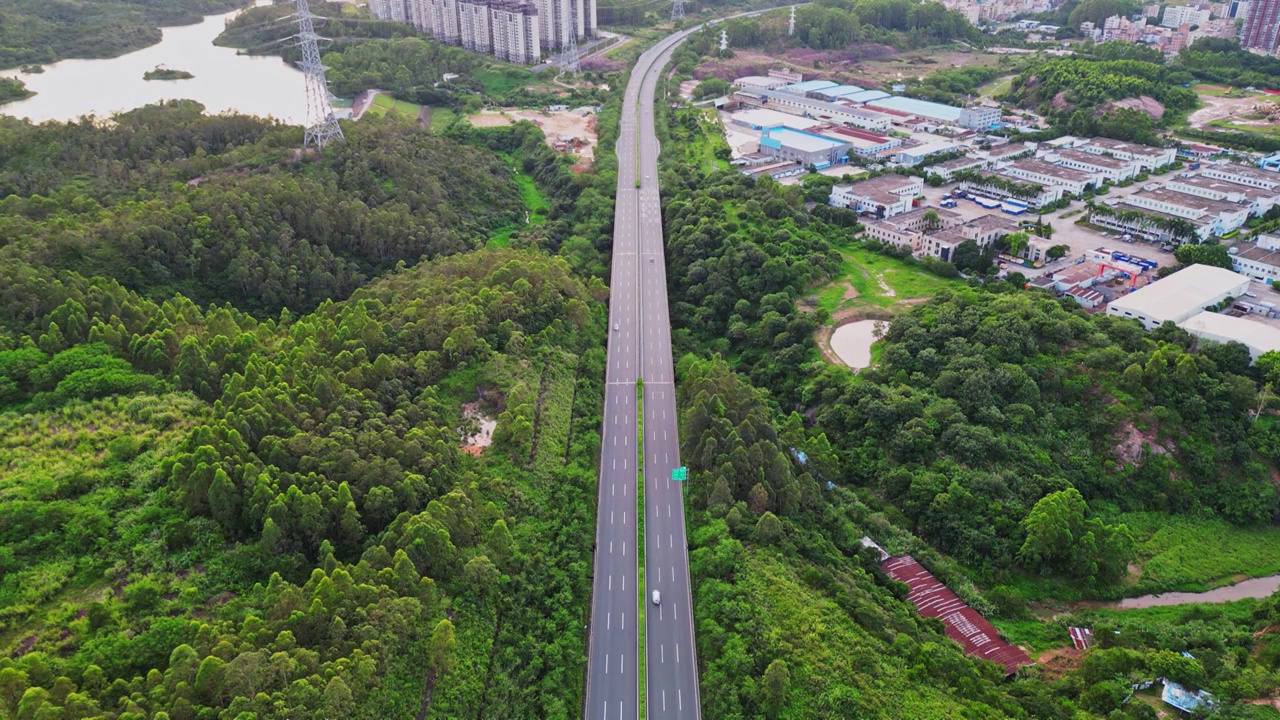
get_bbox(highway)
[585,11,779,719]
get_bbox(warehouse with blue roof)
[778,80,839,95]
[759,127,851,169]
[810,84,865,101]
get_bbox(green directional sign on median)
[672,466,688,482]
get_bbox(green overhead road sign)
[672,467,688,482]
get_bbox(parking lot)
[917,181,1180,277]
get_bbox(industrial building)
[895,140,962,166]
[759,128,850,168]
[1165,175,1280,217]
[862,206,963,250]
[809,84,865,101]
[958,171,1064,209]
[730,108,819,132]
[1079,138,1177,171]
[958,105,1002,130]
[920,214,1021,261]
[1106,264,1251,330]
[1228,234,1280,282]
[864,95,963,125]
[814,126,902,157]
[829,174,923,217]
[1200,163,1280,191]
[1043,148,1138,184]
[733,89,893,132]
[1125,188,1251,235]
[777,80,840,96]
[732,75,791,91]
[1180,312,1280,359]
[1003,158,1094,195]
[929,156,986,181]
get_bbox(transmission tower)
[719,29,728,52]
[788,5,796,35]
[295,0,343,150]
[671,0,685,22]
[563,32,581,74]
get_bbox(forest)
[0,102,523,313]
[0,78,32,105]
[0,0,247,68]
[710,0,981,53]
[0,87,630,717]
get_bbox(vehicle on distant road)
[652,590,661,605]
[614,323,619,331]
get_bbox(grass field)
[426,106,459,131]
[679,107,730,173]
[488,153,551,247]
[475,67,534,96]
[978,74,1014,100]
[1117,512,1280,594]
[815,242,963,315]
[1209,119,1280,137]
[365,93,423,120]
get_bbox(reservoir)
[0,4,307,124]
[829,320,882,370]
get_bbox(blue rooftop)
[817,84,865,97]
[844,89,891,104]
[1162,681,1212,714]
[761,127,849,153]
[781,80,839,94]
[866,95,963,122]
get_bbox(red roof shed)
[882,555,1032,675]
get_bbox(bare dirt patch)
[1114,421,1171,465]
[460,401,497,456]
[1189,91,1279,129]
[1037,646,1082,680]
[468,107,599,166]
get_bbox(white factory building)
[1228,234,1280,283]
[734,89,893,132]
[1179,312,1280,360]
[1078,138,1177,171]
[1106,264,1251,330]
[1002,158,1095,195]
[1042,148,1138,184]
[829,174,924,218]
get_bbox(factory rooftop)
[1053,148,1131,170]
[1009,158,1094,183]
[862,95,963,122]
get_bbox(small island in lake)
[144,66,194,81]
[19,64,44,74]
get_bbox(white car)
[652,590,661,606]
[614,323,619,331]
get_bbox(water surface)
[0,5,306,124]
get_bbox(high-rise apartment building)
[370,0,589,62]
[1241,0,1280,54]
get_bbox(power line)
[672,0,685,21]
[294,0,344,150]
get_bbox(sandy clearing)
[468,106,599,164]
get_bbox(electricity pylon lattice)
[672,0,685,21]
[719,29,728,52]
[295,0,344,150]
[563,32,581,74]
[788,5,796,35]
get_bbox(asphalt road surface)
[584,10,781,719]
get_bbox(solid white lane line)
[623,542,627,556]
[609,575,612,590]
[611,511,614,525]
[610,541,613,554]
[671,566,674,582]
[623,512,627,525]
[621,654,625,675]
[661,644,665,664]
[667,504,671,517]
[663,691,667,711]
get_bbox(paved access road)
[584,10,780,719]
